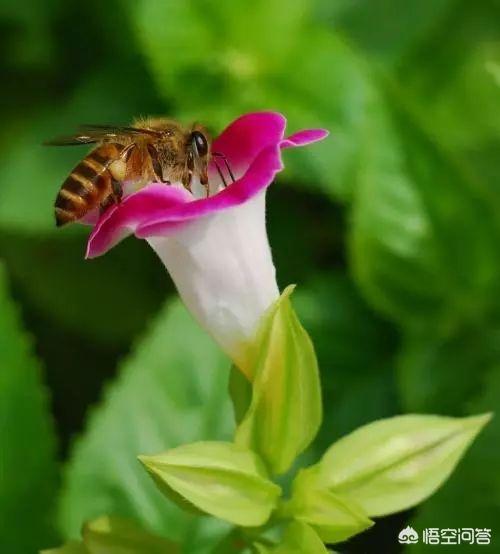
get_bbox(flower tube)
[86,112,327,375]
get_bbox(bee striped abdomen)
[55,143,124,227]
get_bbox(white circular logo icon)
[398,526,419,544]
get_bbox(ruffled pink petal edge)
[86,112,328,258]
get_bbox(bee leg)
[99,194,116,215]
[214,160,227,188]
[200,171,210,198]
[212,152,235,184]
[111,176,123,204]
[182,170,193,194]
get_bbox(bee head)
[190,130,209,158]
[188,124,211,186]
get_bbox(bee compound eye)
[191,131,208,157]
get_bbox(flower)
[86,112,327,376]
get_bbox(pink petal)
[86,143,282,258]
[282,128,329,148]
[211,112,286,175]
[86,113,329,259]
[86,186,191,258]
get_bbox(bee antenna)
[214,160,228,188]
[212,152,235,183]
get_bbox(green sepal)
[41,516,177,554]
[139,441,281,527]
[302,413,491,517]
[229,364,252,424]
[272,521,328,553]
[285,468,373,543]
[82,515,178,553]
[235,285,322,475]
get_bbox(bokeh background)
[1,0,500,552]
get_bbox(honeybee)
[46,117,234,227]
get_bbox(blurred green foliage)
[1,0,500,552]
[59,301,233,552]
[0,266,57,552]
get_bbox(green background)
[0,0,499,552]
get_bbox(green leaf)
[42,516,178,554]
[82,515,178,554]
[140,442,281,527]
[398,2,500,151]
[348,92,447,326]
[302,413,490,518]
[330,7,500,329]
[397,324,499,413]
[285,469,373,543]
[407,366,500,552]
[41,542,88,554]
[228,364,252,424]
[58,300,233,553]
[273,522,327,553]
[235,286,322,475]
[268,521,327,553]
[0,265,58,553]
[350,86,500,326]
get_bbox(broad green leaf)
[82,515,178,554]
[261,521,328,553]
[350,86,500,326]
[58,300,233,553]
[140,442,281,527]
[0,265,58,553]
[397,324,499,413]
[235,286,322,475]
[398,2,500,150]
[349,92,447,326]
[285,469,373,543]
[326,6,500,328]
[303,413,490,518]
[408,366,500,552]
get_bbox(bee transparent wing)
[44,124,160,146]
[43,133,103,146]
